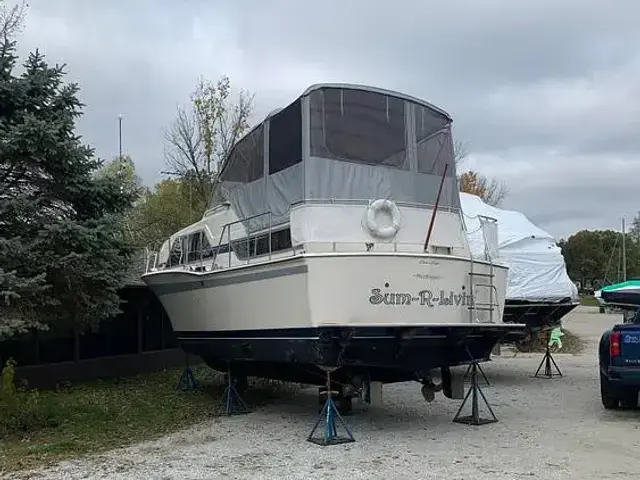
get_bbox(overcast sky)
[12,0,640,239]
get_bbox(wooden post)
[34,329,40,364]
[160,307,166,350]
[137,304,144,354]
[73,321,80,363]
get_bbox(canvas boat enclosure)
[223,83,459,239]
[152,84,469,268]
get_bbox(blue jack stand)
[176,355,199,392]
[219,366,251,416]
[307,367,355,446]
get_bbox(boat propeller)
[420,379,443,402]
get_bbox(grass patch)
[580,295,599,307]
[0,364,298,474]
[515,328,585,355]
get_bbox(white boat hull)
[142,253,524,384]
[144,253,509,331]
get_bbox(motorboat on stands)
[142,83,526,408]
[460,192,579,341]
[599,280,640,321]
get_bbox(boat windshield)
[309,88,409,170]
[308,86,454,178]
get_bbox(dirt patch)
[515,328,586,355]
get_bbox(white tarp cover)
[460,192,578,302]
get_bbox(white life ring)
[364,199,402,239]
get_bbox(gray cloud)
[12,0,640,239]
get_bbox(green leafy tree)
[0,40,136,338]
[560,229,640,290]
[94,155,146,200]
[95,155,148,246]
[630,211,640,242]
[126,177,206,251]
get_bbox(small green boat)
[599,279,640,307]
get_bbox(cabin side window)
[219,124,265,184]
[186,232,202,263]
[168,238,183,266]
[415,105,455,177]
[309,88,408,170]
[182,231,231,262]
[269,101,302,174]
[231,228,292,260]
[270,228,292,253]
[201,235,214,259]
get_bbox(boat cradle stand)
[464,361,490,387]
[220,363,251,415]
[531,327,563,379]
[453,349,498,426]
[533,341,563,379]
[176,352,199,392]
[307,366,356,446]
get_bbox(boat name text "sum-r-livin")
[368,288,475,307]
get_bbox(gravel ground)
[8,306,640,480]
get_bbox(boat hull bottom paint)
[601,292,640,308]
[501,299,579,343]
[176,324,523,385]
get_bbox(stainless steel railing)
[142,199,468,275]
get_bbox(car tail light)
[610,331,621,358]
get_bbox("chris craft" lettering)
[368,288,474,307]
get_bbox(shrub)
[0,359,59,437]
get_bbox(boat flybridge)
[142,83,526,409]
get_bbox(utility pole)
[118,114,123,160]
[622,217,627,282]
[117,114,125,194]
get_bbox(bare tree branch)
[164,106,202,177]
[458,170,509,206]
[453,139,468,167]
[163,74,254,211]
[453,139,509,206]
[1,0,27,41]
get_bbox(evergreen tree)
[630,211,640,240]
[0,39,137,338]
